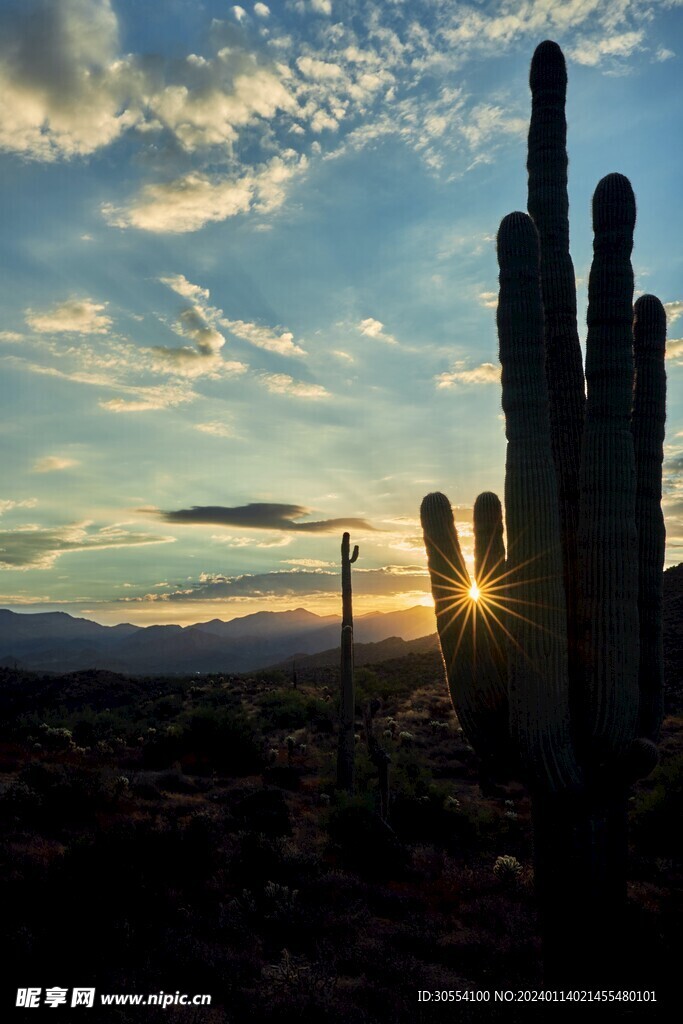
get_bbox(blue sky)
[0,0,681,625]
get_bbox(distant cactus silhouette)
[337,532,358,792]
[421,41,666,985]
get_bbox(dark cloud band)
[156,502,375,533]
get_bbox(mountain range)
[0,605,438,676]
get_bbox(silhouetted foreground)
[0,570,679,1020]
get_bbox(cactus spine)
[421,41,667,984]
[337,532,358,792]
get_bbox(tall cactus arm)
[420,492,509,763]
[341,532,358,629]
[632,294,667,744]
[527,40,585,677]
[578,174,640,763]
[473,492,508,681]
[497,212,581,794]
[473,491,505,585]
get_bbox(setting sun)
[469,582,481,602]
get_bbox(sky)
[0,0,682,627]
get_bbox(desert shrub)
[143,709,263,775]
[355,667,403,706]
[631,751,683,854]
[36,723,74,751]
[493,854,524,885]
[4,763,113,826]
[325,795,408,877]
[256,690,333,731]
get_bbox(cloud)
[103,154,307,233]
[297,56,344,81]
[221,318,306,357]
[169,307,225,354]
[32,456,78,473]
[155,274,251,377]
[160,274,210,303]
[0,521,174,570]
[259,372,328,398]
[3,342,201,410]
[0,0,139,161]
[358,318,397,345]
[147,64,297,153]
[99,384,195,413]
[0,498,38,516]
[194,421,236,438]
[283,558,335,567]
[154,501,375,533]
[148,349,243,380]
[129,563,430,603]
[664,300,683,325]
[459,104,526,150]
[25,298,112,335]
[568,30,645,68]
[0,331,24,342]
[436,362,500,388]
[210,533,292,548]
[0,0,300,163]
[478,291,498,309]
[254,4,270,18]
[666,338,683,361]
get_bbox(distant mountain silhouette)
[3,569,678,687]
[0,604,437,675]
[271,632,439,671]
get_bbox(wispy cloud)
[210,533,292,548]
[32,456,78,473]
[664,300,683,325]
[156,273,250,377]
[568,30,644,68]
[124,563,430,603]
[666,338,683,362]
[221,318,306,358]
[259,372,328,398]
[0,498,38,516]
[436,361,500,388]
[103,155,308,233]
[25,298,112,335]
[0,521,175,570]
[194,421,237,438]
[99,383,196,413]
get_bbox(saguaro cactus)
[421,41,667,985]
[337,532,359,792]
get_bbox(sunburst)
[425,527,565,676]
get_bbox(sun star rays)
[426,528,567,679]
